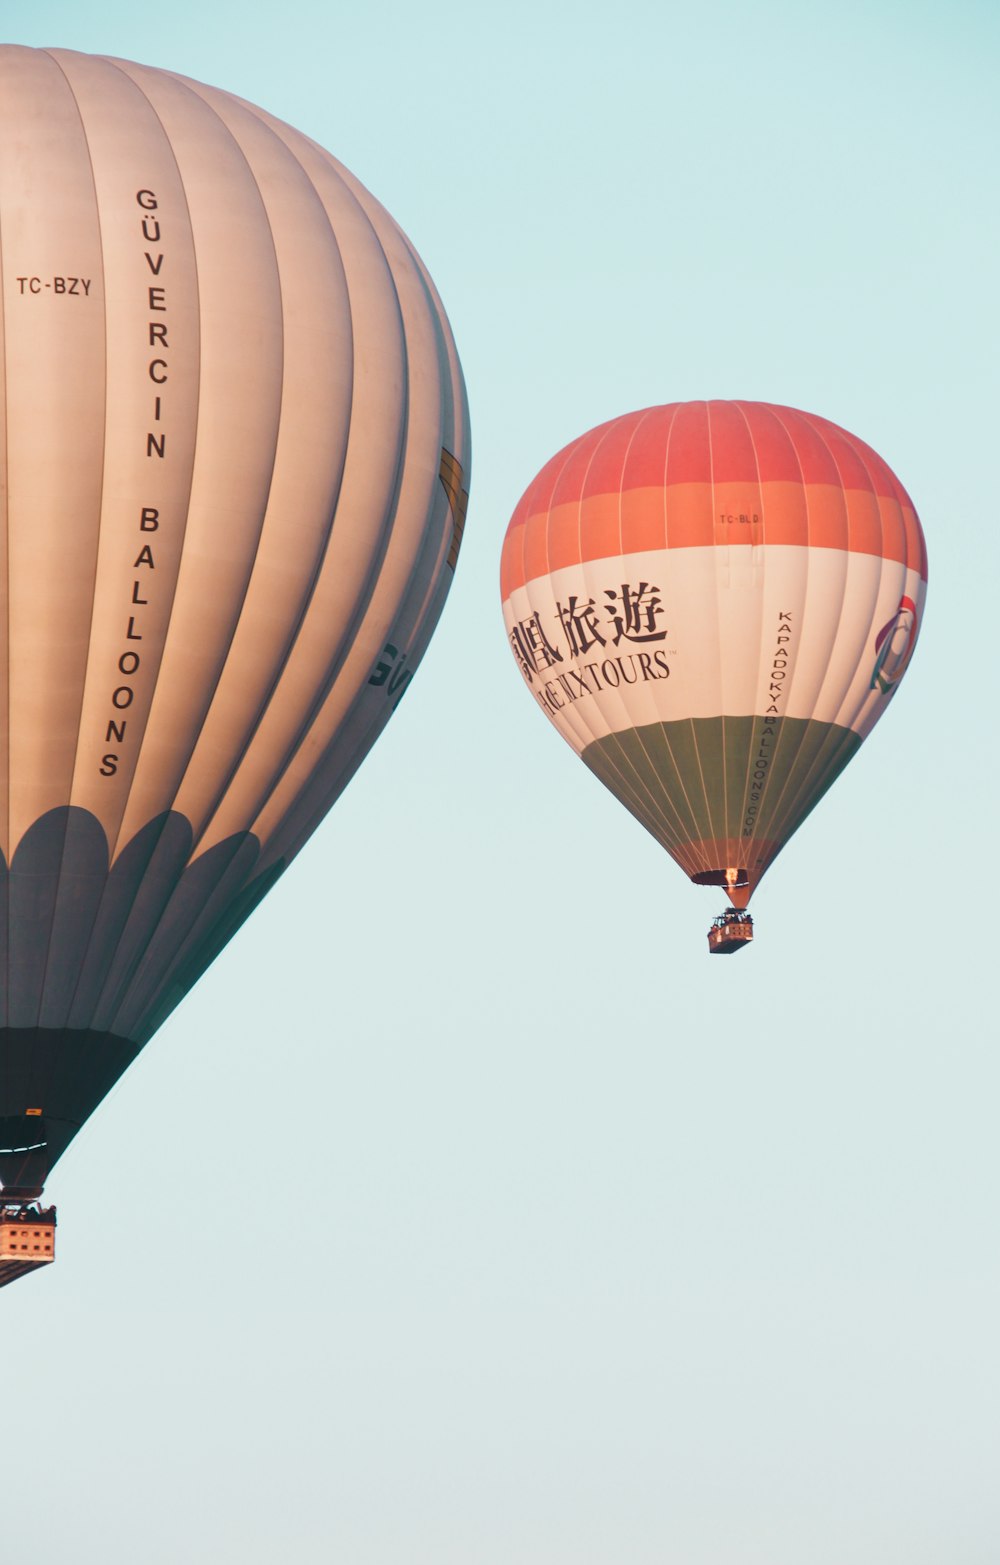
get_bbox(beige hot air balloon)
[0,45,469,1275]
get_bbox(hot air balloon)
[500,401,925,954]
[0,45,469,1280]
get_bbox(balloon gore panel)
[0,807,282,1186]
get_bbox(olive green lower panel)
[581,714,861,896]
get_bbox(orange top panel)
[501,401,927,597]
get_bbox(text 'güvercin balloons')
[0,46,470,1204]
[500,402,925,945]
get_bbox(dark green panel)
[0,809,280,1193]
[0,1027,141,1194]
[582,715,861,874]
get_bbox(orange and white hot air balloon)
[500,401,925,952]
[0,45,469,1224]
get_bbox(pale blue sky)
[3,3,999,1562]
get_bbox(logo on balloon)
[368,643,413,709]
[439,448,469,571]
[870,594,918,694]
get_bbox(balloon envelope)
[500,401,925,912]
[0,46,470,1195]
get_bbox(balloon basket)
[0,1203,57,1289]
[707,910,754,955]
